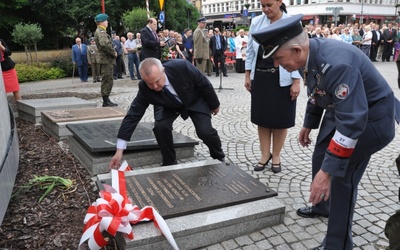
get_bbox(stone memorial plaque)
[67,121,198,153]
[42,107,126,123]
[97,163,277,219]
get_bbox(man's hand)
[160,41,166,47]
[211,107,220,115]
[309,170,331,206]
[109,149,124,169]
[290,79,301,100]
[299,127,312,147]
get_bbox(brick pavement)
[17,62,400,250]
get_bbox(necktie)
[162,86,181,106]
[152,31,159,41]
[303,69,307,86]
[162,86,188,119]
[216,36,221,50]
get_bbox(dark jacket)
[117,59,220,141]
[0,39,15,71]
[140,26,161,60]
[209,34,227,55]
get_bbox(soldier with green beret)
[94,13,118,107]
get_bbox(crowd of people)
[302,21,400,62]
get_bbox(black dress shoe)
[253,154,272,171]
[271,163,281,173]
[215,74,219,77]
[223,74,228,77]
[297,207,328,218]
[313,245,328,250]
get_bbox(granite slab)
[17,97,97,124]
[41,107,126,140]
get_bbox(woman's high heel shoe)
[253,153,272,171]
[271,163,282,173]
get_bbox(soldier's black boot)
[102,96,118,107]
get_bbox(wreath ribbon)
[79,161,179,250]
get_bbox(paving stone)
[221,239,239,250]
[19,64,400,249]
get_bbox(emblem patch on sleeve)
[335,84,349,99]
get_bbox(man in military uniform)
[193,17,210,74]
[94,13,118,107]
[252,15,400,250]
[87,38,100,83]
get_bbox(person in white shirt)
[235,29,248,73]
[125,32,141,80]
[361,25,373,57]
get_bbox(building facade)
[200,0,399,28]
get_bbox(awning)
[302,15,315,20]
[355,15,388,19]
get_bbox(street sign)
[243,9,248,17]
[159,11,165,23]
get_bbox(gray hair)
[279,31,309,52]
[139,58,164,76]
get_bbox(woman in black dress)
[244,1,301,173]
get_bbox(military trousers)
[100,63,114,96]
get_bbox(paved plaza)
[18,61,400,250]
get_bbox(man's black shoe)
[297,207,328,218]
[223,74,228,77]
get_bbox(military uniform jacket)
[193,27,210,60]
[303,38,400,177]
[94,26,115,64]
[117,59,220,141]
[87,44,99,64]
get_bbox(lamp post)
[360,0,364,24]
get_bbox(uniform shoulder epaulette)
[316,54,332,75]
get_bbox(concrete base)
[17,97,97,124]
[97,161,286,250]
[69,136,196,176]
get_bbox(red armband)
[327,130,357,158]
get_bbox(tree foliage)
[122,8,156,35]
[0,0,201,50]
[12,23,44,64]
[12,23,43,46]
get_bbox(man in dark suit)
[370,23,381,62]
[140,18,166,60]
[112,32,123,79]
[109,58,225,168]
[252,14,400,250]
[209,28,227,77]
[383,22,397,62]
[182,28,194,63]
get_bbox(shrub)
[46,67,66,79]
[51,51,76,77]
[15,63,66,83]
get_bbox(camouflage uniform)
[86,43,101,82]
[94,26,115,96]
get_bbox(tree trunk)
[34,43,39,66]
[24,45,30,64]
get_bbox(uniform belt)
[256,67,278,73]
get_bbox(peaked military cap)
[252,14,304,59]
[197,17,207,23]
[95,13,109,22]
